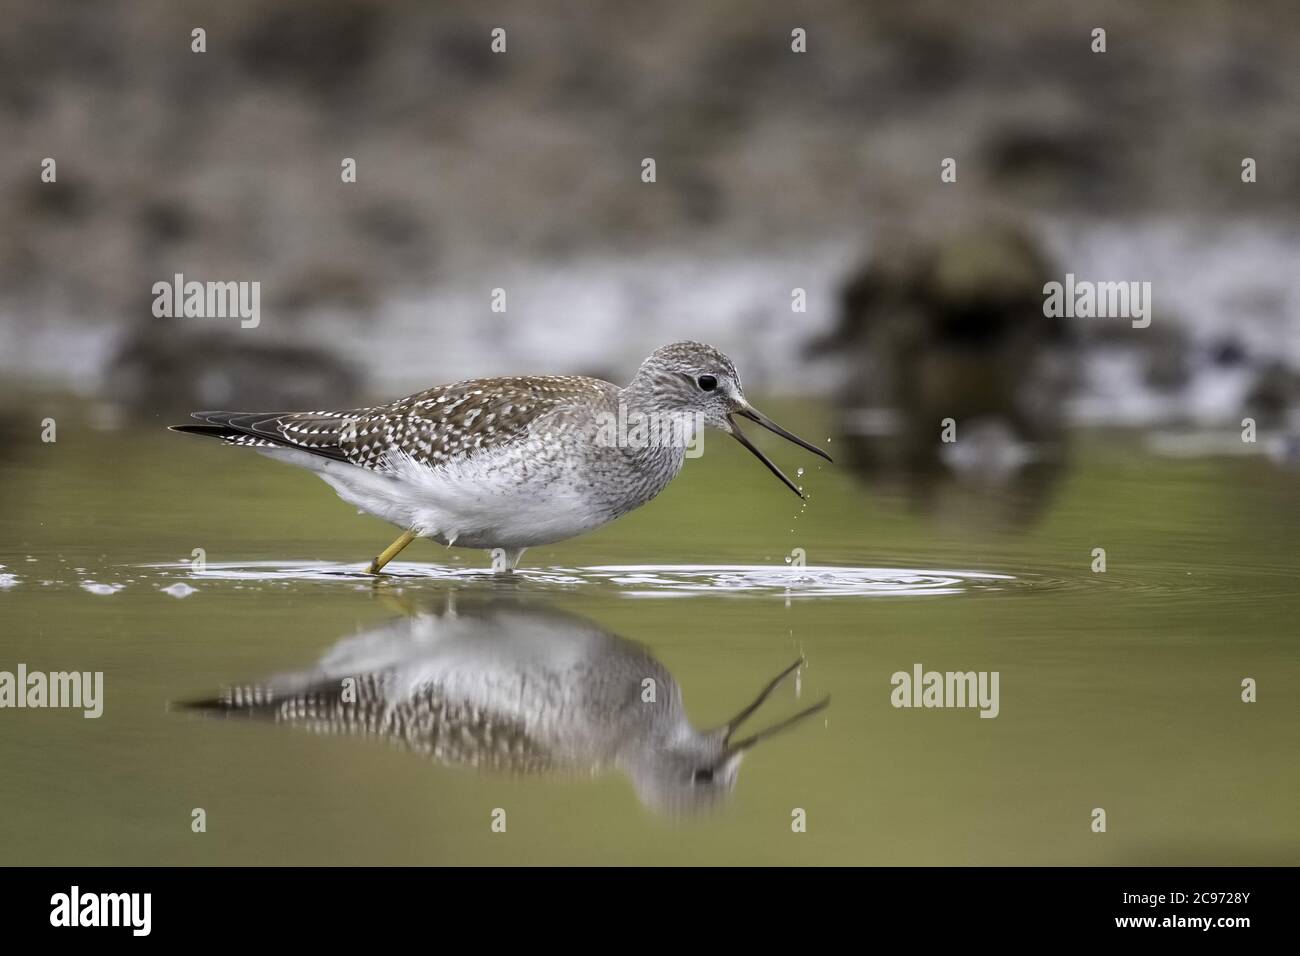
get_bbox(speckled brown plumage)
[208,673,557,775]
[169,342,830,558]
[185,374,619,472]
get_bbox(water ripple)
[138,560,1018,599]
[22,557,1291,604]
[578,564,1016,598]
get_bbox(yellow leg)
[367,529,419,574]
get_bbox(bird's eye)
[697,375,718,392]
[692,768,714,784]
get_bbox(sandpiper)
[171,341,832,573]
[181,599,830,813]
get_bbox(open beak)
[728,407,833,500]
[720,657,831,756]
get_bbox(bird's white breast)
[261,419,686,550]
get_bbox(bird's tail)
[168,423,240,440]
[174,683,286,719]
[168,410,355,463]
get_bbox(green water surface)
[0,398,1296,865]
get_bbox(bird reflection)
[181,597,828,815]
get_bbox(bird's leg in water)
[368,530,418,574]
[490,548,527,573]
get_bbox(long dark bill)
[728,407,833,500]
[719,657,831,756]
[725,696,831,755]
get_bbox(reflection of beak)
[728,407,833,500]
[719,658,831,756]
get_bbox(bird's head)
[629,341,833,498]
[625,657,830,816]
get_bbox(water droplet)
[796,467,805,478]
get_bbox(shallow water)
[0,401,1297,864]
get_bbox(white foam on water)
[143,561,1015,599]
[80,581,126,596]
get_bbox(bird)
[170,341,832,573]
[179,598,830,814]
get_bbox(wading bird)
[171,342,831,572]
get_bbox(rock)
[103,326,362,417]
[817,221,1072,524]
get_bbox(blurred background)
[3,0,1299,444]
[0,0,1298,865]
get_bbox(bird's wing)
[177,374,617,471]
